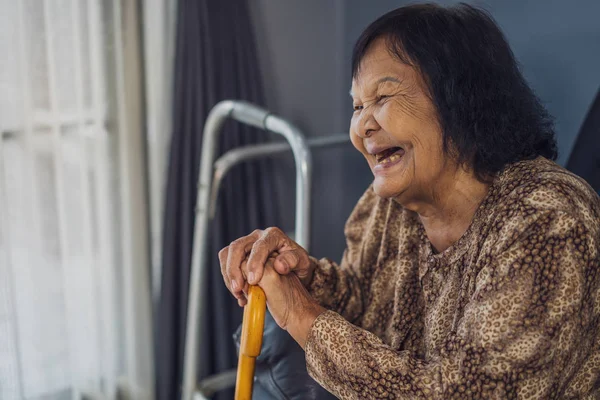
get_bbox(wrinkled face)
[350,38,451,203]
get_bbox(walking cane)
[234,285,267,400]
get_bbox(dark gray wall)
[250,0,344,133]
[249,0,364,260]
[249,0,600,260]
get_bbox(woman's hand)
[253,258,325,349]
[219,227,317,307]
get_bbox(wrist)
[287,302,326,350]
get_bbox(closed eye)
[354,95,390,112]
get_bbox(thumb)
[273,250,303,275]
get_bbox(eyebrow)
[349,76,402,98]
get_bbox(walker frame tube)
[209,134,350,220]
[182,100,312,400]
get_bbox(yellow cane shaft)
[235,285,266,400]
[234,354,256,400]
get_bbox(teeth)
[378,153,402,164]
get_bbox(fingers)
[218,246,230,289]
[238,266,250,307]
[224,230,261,294]
[235,282,248,307]
[219,230,261,306]
[219,246,246,305]
[245,227,288,285]
[219,227,299,307]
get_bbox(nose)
[354,107,380,139]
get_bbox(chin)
[372,177,405,199]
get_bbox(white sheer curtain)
[142,0,177,303]
[0,0,154,399]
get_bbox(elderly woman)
[219,4,600,399]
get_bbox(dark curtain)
[567,88,600,192]
[155,1,280,399]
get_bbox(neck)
[403,168,490,253]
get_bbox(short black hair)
[352,3,558,181]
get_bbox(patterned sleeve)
[305,210,599,399]
[307,186,381,323]
[306,253,364,324]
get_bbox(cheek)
[374,102,410,136]
[349,117,364,151]
[412,132,447,180]
[414,124,444,156]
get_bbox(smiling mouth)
[375,146,405,165]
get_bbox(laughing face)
[350,38,452,204]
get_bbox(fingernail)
[231,280,238,291]
[248,272,255,283]
[281,259,289,270]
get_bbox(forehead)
[351,38,414,92]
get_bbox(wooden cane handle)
[235,285,266,400]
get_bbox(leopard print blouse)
[305,157,600,399]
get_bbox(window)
[0,1,152,399]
